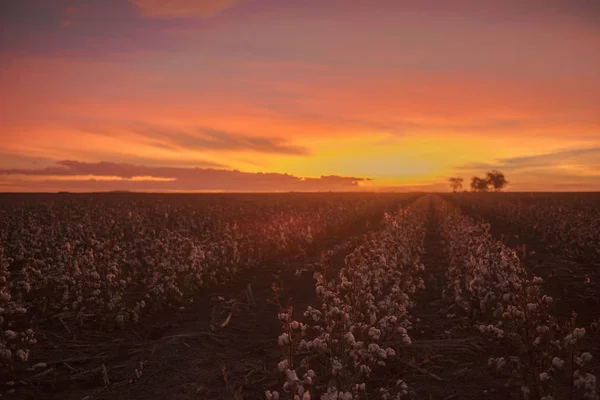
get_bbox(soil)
[396,203,510,399]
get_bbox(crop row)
[0,195,406,370]
[446,193,600,262]
[432,195,597,400]
[269,196,430,400]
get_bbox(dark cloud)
[0,160,369,192]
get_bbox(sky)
[1,0,599,192]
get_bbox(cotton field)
[0,193,597,400]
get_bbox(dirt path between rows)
[401,202,509,399]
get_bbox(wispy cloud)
[81,123,310,156]
[457,146,600,172]
[0,160,369,192]
[129,0,242,19]
[128,125,310,156]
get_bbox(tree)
[471,176,489,192]
[448,177,464,192]
[486,170,508,192]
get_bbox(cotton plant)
[432,195,597,400]
[0,247,36,367]
[270,199,429,399]
[452,193,600,263]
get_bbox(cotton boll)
[573,328,585,339]
[552,357,565,369]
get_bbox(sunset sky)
[1,0,599,192]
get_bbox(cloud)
[498,147,600,169]
[0,160,369,192]
[126,125,310,156]
[457,146,600,172]
[80,122,310,156]
[129,0,242,19]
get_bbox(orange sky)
[1,0,599,192]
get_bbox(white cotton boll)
[331,359,343,376]
[527,303,537,312]
[581,352,593,364]
[277,359,289,372]
[4,330,16,340]
[278,333,290,346]
[537,325,549,334]
[291,321,300,330]
[573,328,585,339]
[552,357,565,369]
[278,313,289,322]
[368,343,380,353]
[15,349,28,362]
[285,368,298,382]
[359,364,371,376]
[397,380,408,390]
[496,357,506,370]
[542,295,553,305]
[265,390,280,400]
[565,334,574,344]
[368,327,381,340]
[344,332,356,345]
[534,336,542,346]
[539,372,549,382]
